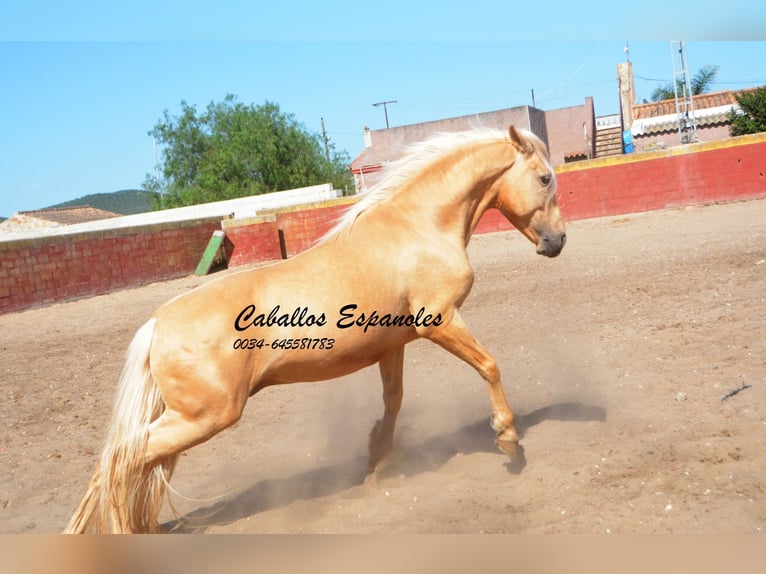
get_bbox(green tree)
[650,65,719,102]
[144,95,354,209]
[729,86,766,136]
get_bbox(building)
[617,61,756,153]
[629,89,751,152]
[351,61,762,193]
[350,99,596,192]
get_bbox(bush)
[729,87,766,136]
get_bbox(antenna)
[372,100,397,129]
[671,41,698,144]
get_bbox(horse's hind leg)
[119,372,248,532]
[144,401,246,466]
[368,345,405,477]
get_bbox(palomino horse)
[65,125,566,533]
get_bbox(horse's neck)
[388,141,513,245]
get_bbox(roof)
[632,103,737,136]
[633,89,743,120]
[18,205,122,225]
[630,87,759,137]
[0,205,122,233]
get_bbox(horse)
[64,125,566,533]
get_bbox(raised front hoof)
[495,435,520,458]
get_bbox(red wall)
[269,201,356,257]
[555,134,766,222]
[222,215,281,267]
[0,217,221,314]
[2,134,764,315]
[222,198,356,266]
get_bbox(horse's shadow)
[164,401,606,533]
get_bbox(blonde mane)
[322,127,518,241]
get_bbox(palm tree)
[650,65,720,102]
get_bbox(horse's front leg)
[421,311,519,457]
[368,345,405,477]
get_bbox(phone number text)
[232,337,336,351]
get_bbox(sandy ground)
[1,199,765,534]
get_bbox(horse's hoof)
[363,472,380,489]
[495,436,520,459]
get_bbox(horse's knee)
[481,360,500,383]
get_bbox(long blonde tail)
[64,318,176,533]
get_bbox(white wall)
[1,184,340,241]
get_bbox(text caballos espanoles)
[234,304,443,334]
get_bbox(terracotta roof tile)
[17,205,121,225]
[633,88,751,120]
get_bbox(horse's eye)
[540,173,552,186]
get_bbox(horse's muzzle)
[537,232,566,257]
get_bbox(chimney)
[363,125,372,148]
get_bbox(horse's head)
[493,126,566,257]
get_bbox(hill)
[46,189,153,215]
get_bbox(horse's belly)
[262,328,416,384]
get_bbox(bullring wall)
[222,197,357,265]
[0,217,222,314]
[1,133,765,314]
[555,132,766,221]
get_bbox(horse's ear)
[508,126,533,155]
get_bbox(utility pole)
[320,117,330,162]
[372,100,397,129]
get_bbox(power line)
[636,74,765,85]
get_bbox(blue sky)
[1,2,765,217]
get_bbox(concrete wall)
[0,183,339,242]
[543,97,596,164]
